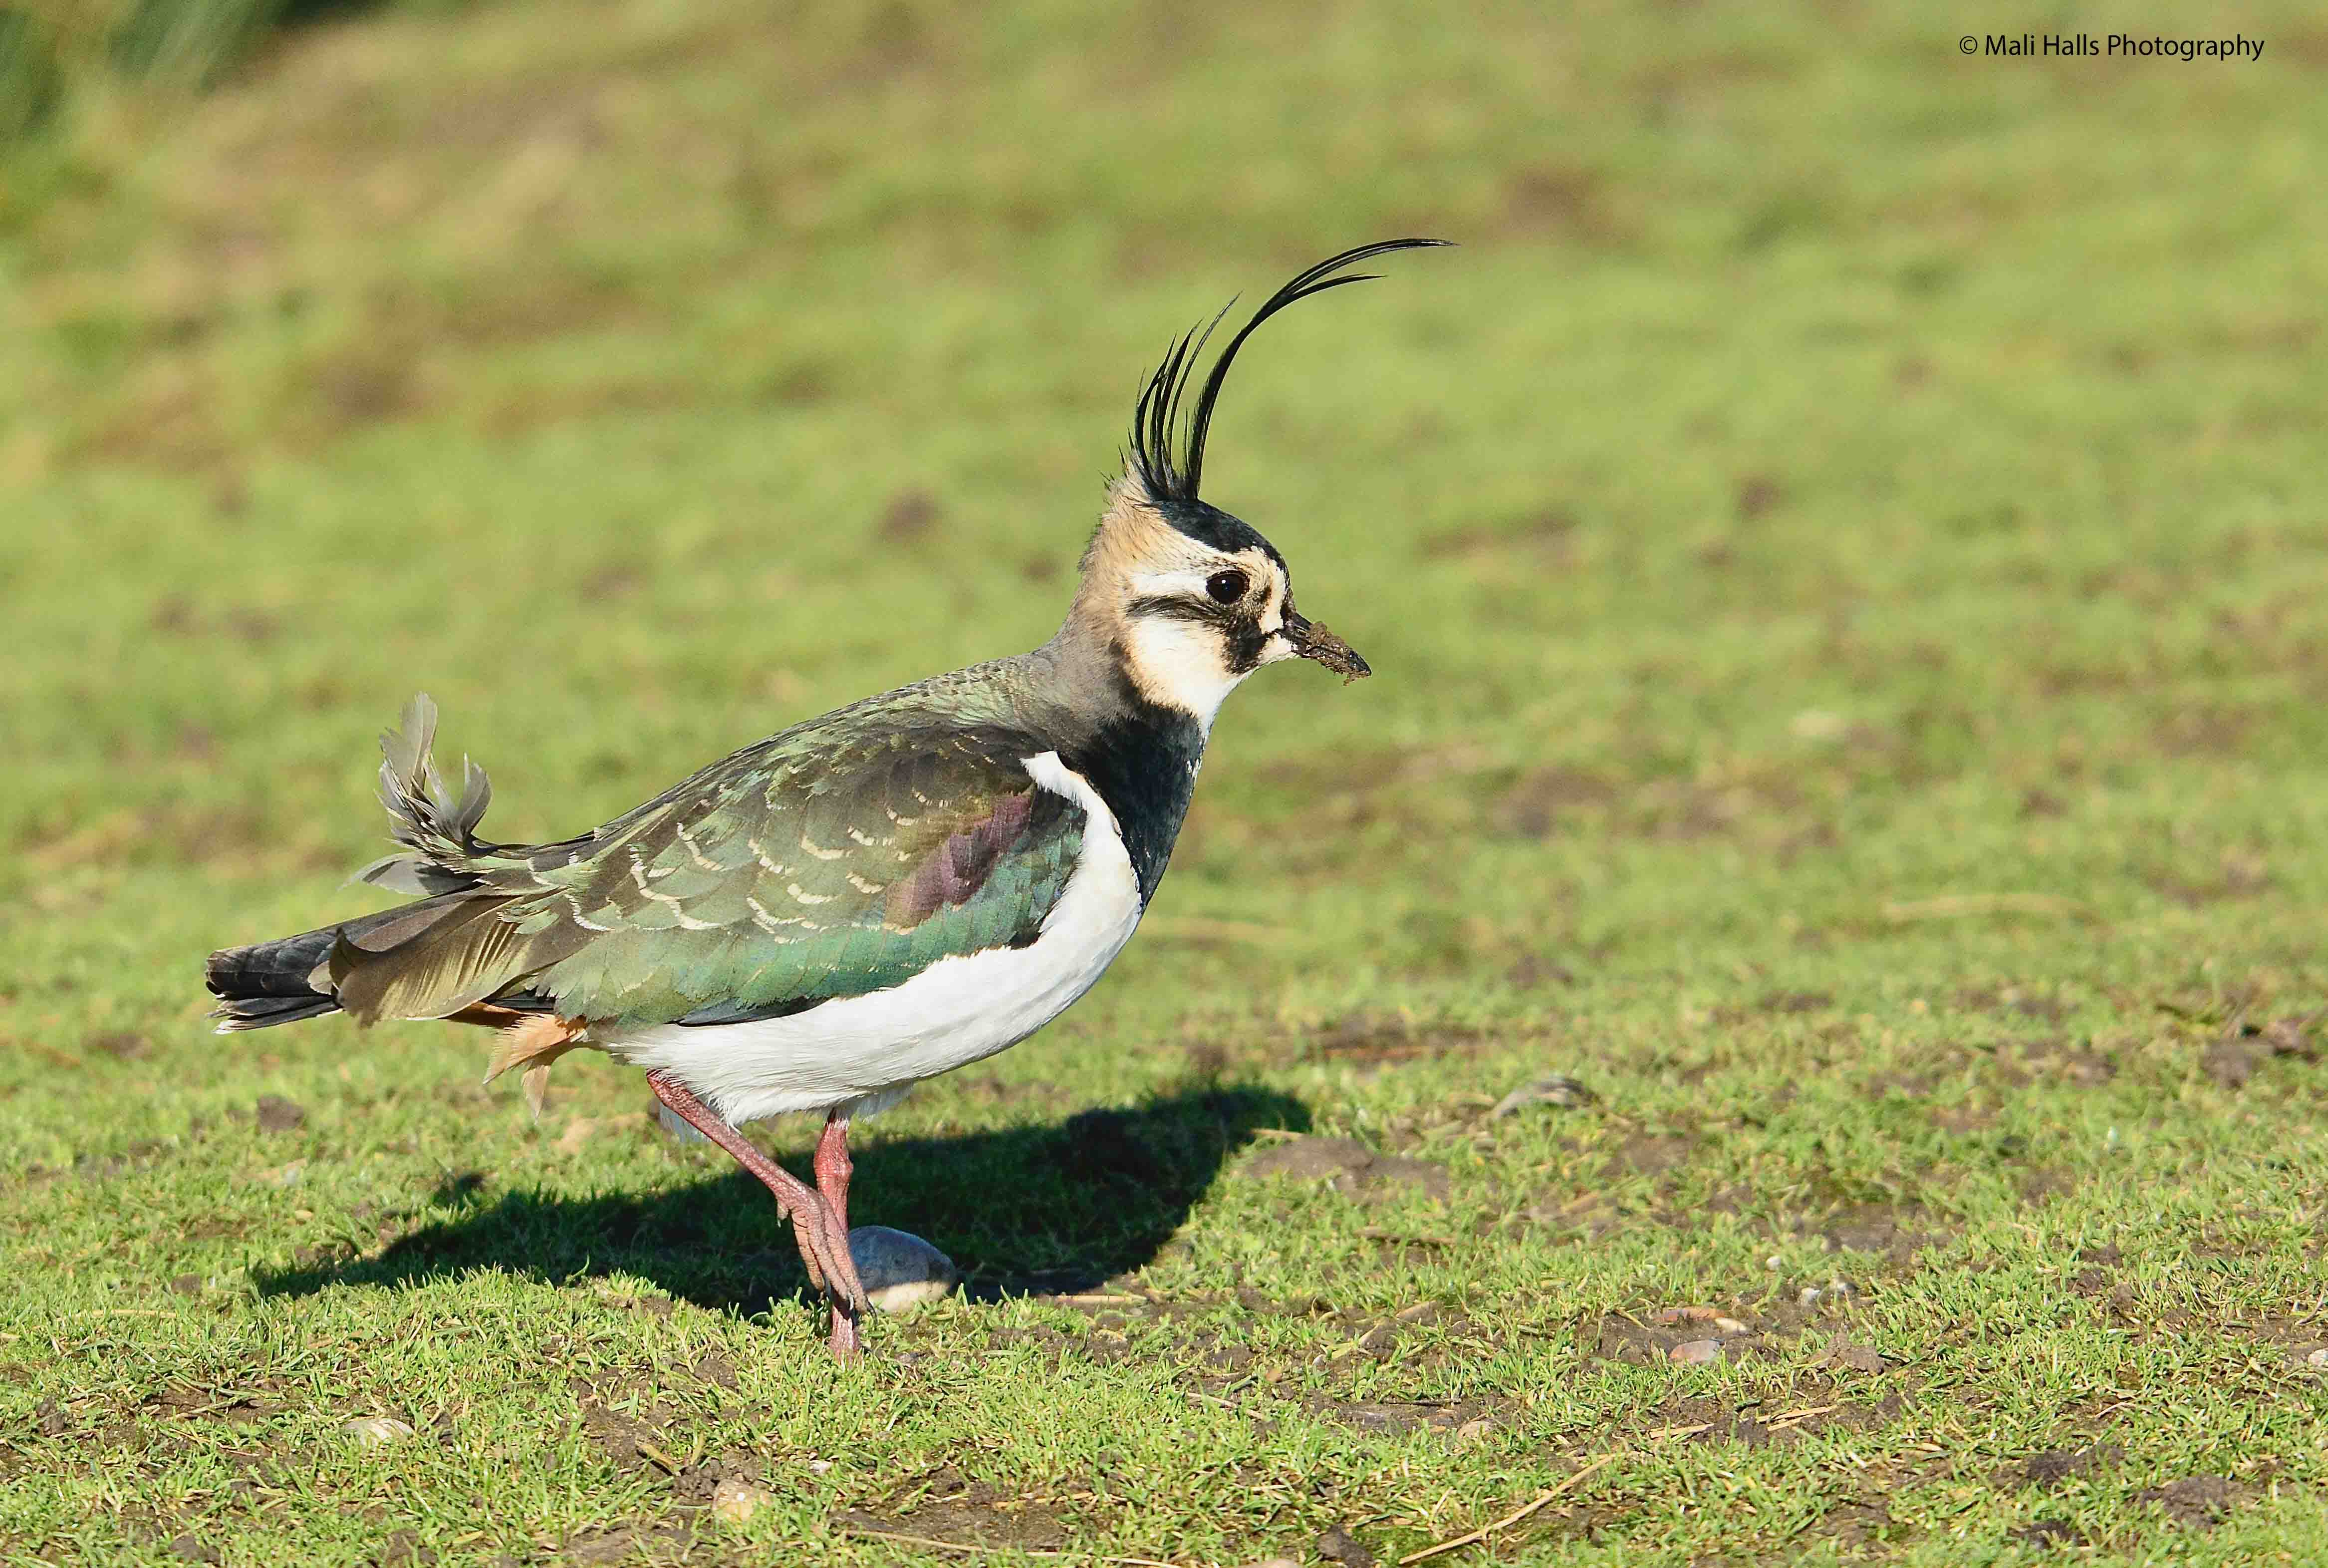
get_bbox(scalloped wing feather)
[518,726,1085,1026]
[322,689,1086,1033]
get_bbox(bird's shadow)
[255,1084,1309,1315]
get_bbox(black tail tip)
[208,994,341,1034]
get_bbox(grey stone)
[1491,1074,1598,1117]
[341,1415,417,1449]
[848,1226,959,1313]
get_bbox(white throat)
[1118,614,1249,732]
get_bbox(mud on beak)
[1281,608,1371,682]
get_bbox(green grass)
[6,0,2328,1562]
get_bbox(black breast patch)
[1061,683,1206,903]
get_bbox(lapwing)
[204,239,1445,1357]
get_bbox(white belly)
[603,753,1140,1124]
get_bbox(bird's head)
[1065,239,1445,731]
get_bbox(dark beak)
[1282,608,1371,682]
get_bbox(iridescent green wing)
[500,721,1085,1028]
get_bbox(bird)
[203,238,1445,1358]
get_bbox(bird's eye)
[1205,569,1249,604]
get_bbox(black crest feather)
[1129,238,1449,505]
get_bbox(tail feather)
[353,694,495,896]
[203,897,494,1034]
[208,992,342,1033]
[205,924,339,1002]
[205,695,567,1037]
[205,905,398,1033]
[328,893,529,1025]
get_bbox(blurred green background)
[5,3,2328,1564]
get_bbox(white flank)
[605,752,1141,1124]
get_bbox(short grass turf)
[6,1,2328,1563]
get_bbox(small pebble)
[1654,1304,1721,1325]
[711,1478,776,1525]
[848,1226,960,1313]
[1451,1417,1496,1448]
[1669,1338,1724,1365]
[1765,1255,1783,1270]
[1714,1316,1749,1334]
[341,1415,416,1449]
[1802,1276,1854,1310]
[1490,1074,1598,1117]
[2306,1348,2328,1368]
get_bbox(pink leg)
[812,1113,866,1359]
[813,1113,853,1233]
[646,1071,866,1345]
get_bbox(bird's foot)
[783,1189,868,1330]
[768,1175,867,1360]
[809,1110,869,1358]
[828,1301,863,1360]
[811,1191,871,1317]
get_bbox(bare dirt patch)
[2146,851,2272,907]
[1931,1098,1997,1135]
[2017,1167,2078,1205]
[89,1031,148,1061]
[255,1096,306,1134]
[2137,1475,2251,1531]
[1497,765,1616,836]
[572,1381,691,1480]
[1288,1014,1487,1068]
[559,1524,691,1564]
[1819,1202,1934,1258]
[1304,1395,1497,1438]
[1586,1308,1778,1369]
[2199,1016,2319,1089]
[1611,1383,1905,1452]
[2015,1518,2083,1547]
[1238,1136,1451,1203]
[1956,986,2068,1023]
[834,1466,1069,1551]
[1602,1132,1694,1180]
[2016,1039,2116,1089]
[1314,1523,1380,1568]
[877,489,942,544]
[687,1351,738,1391]
[2014,1443,2124,1490]
[1609,775,1807,843]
